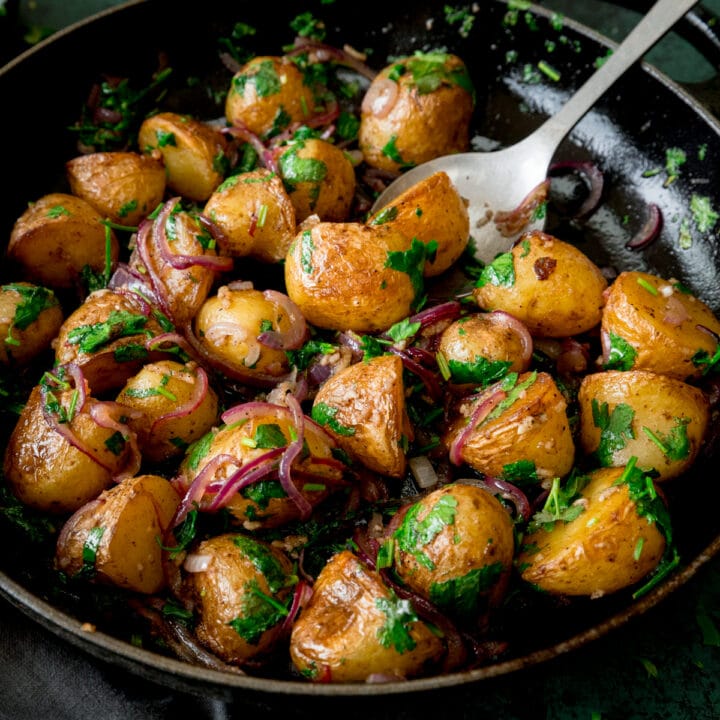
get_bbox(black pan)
[1,0,720,700]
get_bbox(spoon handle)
[527,0,699,155]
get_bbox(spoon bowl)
[370,0,699,264]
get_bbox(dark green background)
[1,1,719,718]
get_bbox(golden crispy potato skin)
[290,550,445,682]
[66,151,166,225]
[53,289,170,394]
[437,311,533,387]
[443,371,575,481]
[204,169,296,263]
[0,282,63,365]
[473,230,608,337]
[55,474,180,594]
[225,56,314,137]
[392,484,515,622]
[8,193,119,291]
[519,467,666,596]
[367,171,469,276]
[116,360,219,464]
[359,53,473,172]
[601,271,720,380]
[182,534,296,664]
[284,221,417,332]
[312,354,412,478]
[138,112,228,202]
[577,370,709,481]
[278,138,356,222]
[4,386,135,514]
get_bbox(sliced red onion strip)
[409,300,462,331]
[626,202,663,250]
[495,179,550,237]
[390,347,442,400]
[206,447,284,510]
[135,218,173,317]
[150,366,209,433]
[88,401,142,482]
[64,362,89,413]
[173,453,239,527]
[289,36,378,80]
[278,394,313,520]
[489,311,533,367]
[476,476,532,522]
[549,160,604,218]
[256,290,309,351]
[448,389,507,466]
[221,400,291,426]
[154,198,233,272]
[280,579,313,633]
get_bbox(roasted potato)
[290,549,445,682]
[312,353,412,478]
[53,288,173,394]
[359,52,474,172]
[390,483,515,624]
[203,168,296,263]
[437,310,533,389]
[225,55,315,137]
[180,533,297,665]
[577,370,709,481]
[176,400,346,529]
[278,137,356,222]
[66,150,166,226]
[55,474,180,594]
[367,171,469,276]
[284,220,419,332]
[4,380,139,514]
[193,285,307,386]
[600,270,720,380]
[116,360,219,464]
[519,465,668,597]
[128,199,232,327]
[138,112,228,202]
[443,371,575,483]
[472,230,608,337]
[8,193,119,291]
[0,282,63,365]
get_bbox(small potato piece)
[519,466,667,596]
[176,401,345,529]
[392,484,515,623]
[290,550,445,682]
[0,282,63,365]
[4,384,137,514]
[116,360,219,464]
[601,271,720,380]
[473,231,608,338]
[284,221,417,333]
[129,199,231,327]
[443,371,575,482]
[225,56,315,137]
[367,171,469,276]
[66,151,166,225]
[437,311,533,388]
[55,474,180,594]
[359,52,474,172]
[312,354,412,478]
[182,534,296,665]
[278,138,356,222]
[193,285,305,386]
[204,169,296,263]
[54,288,172,394]
[577,370,709,481]
[8,193,119,291]
[138,112,228,202]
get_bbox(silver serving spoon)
[370,0,699,264]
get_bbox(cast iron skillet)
[1,0,720,699]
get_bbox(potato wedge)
[600,270,720,380]
[312,354,412,478]
[519,465,667,597]
[55,474,180,594]
[290,550,445,682]
[577,369,709,481]
[472,230,608,337]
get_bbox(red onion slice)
[150,366,210,433]
[495,179,550,237]
[278,394,313,519]
[88,401,142,482]
[256,289,309,351]
[626,202,663,250]
[548,160,604,218]
[488,311,533,367]
[448,389,507,466]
